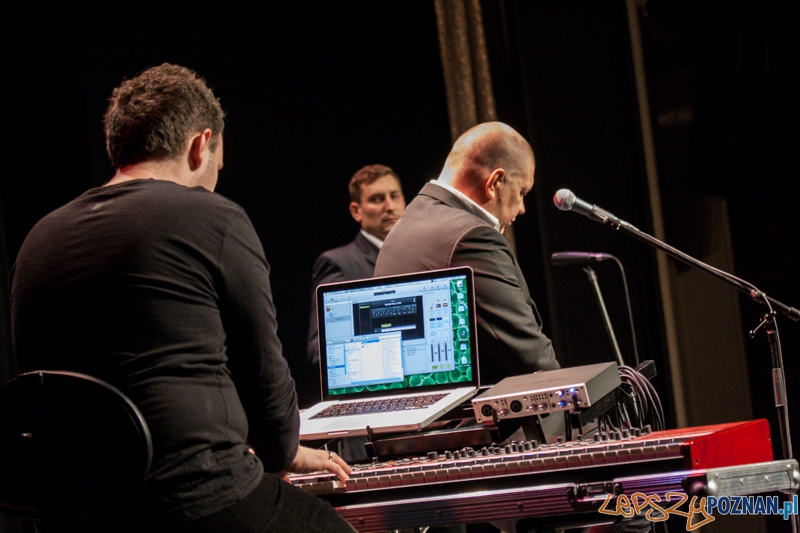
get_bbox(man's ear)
[349,201,363,223]
[484,168,505,200]
[188,128,213,171]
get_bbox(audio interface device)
[471,362,621,423]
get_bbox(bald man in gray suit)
[375,123,558,385]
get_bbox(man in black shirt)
[11,64,354,533]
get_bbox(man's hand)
[280,445,352,483]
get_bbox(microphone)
[551,252,614,266]
[551,251,640,366]
[553,189,638,231]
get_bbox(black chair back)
[0,371,152,520]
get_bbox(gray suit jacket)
[375,182,559,384]
[307,232,378,364]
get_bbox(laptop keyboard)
[309,393,448,420]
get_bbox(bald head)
[444,122,534,180]
[438,122,536,232]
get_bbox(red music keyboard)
[289,420,797,532]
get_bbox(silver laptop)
[300,267,480,440]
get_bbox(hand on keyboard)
[279,445,352,483]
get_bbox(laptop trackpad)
[323,417,373,431]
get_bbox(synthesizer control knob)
[556,436,564,444]
[427,451,439,460]
[594,433,601,442]
[530,440,539,450]
[643,425,652,435]
[445,451,453,460]
[622,429,631,439]
[633,428,642,437]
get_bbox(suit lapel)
[354,232,379,267]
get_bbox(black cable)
[609,255,640,366]
[617,365,665,431]
[550,251,640,365]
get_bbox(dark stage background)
[2,2,798,530]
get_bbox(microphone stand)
[582,266,625,367]
[593,214,797,463]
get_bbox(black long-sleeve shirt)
[11,179,299,522]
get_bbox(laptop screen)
[316,267,478,400]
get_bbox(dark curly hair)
[104,63,225,169]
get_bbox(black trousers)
[164,474,356,533]
[45,474,355,533]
